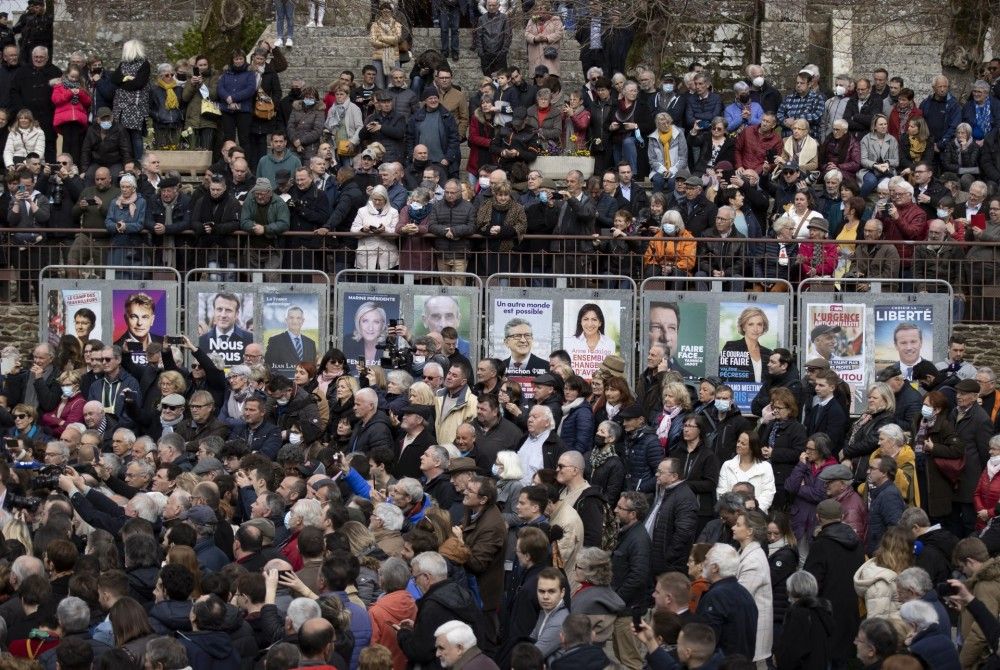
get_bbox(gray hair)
[715,492,746,514]
[31,46,48,58]
[586,66,603,79]
[434,620,477,649]
[129,493,159,522]
[386,369,413,393]
[129,459,156,479]
[373,502,404,531]
[957,122,973,138]
[46,441,70,460]
[786,571,818,601]
[733,81,749,93]
[56,596,91,633]
[974,80,991,92]
[156,62,174,75]
[979,366,996,383]
[655,111,675,127]
[170,489,192,513]
[396,477,424,502]
[706,543,740,578]
[575,547,613,585]
[119,174,137,188]
[897,567,933,596]
[597,420,622,443]
[144,637,189,670]
[411,551,449,579]
[530,405,555,431]
[379,556,411,592]
[229,364,251,379]
[877,423,905,446]
[113,427,136,445]
[290,499,323,528]
[900,599,939,633]
[832,118,849,131]
[425,445,450,470]
[423,361,444,379]
[286,597,321,631]
[11,556,43,583]
[504,317,533,338]
[772,216,795,234]
[355,387,378,407]
[100,452,122,477]
[661,209,684,231]
[824,169,843,183]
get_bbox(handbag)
[200,98,222,120]
[934,446,966,487]
[253,90,277,120]
[543,46,558,60]
[337,139,355,157]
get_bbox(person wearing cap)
[776,72,824,141]
[240,176,290,281]
[874,363,922,428]
[617,403,659,493]
[798,216,837,279]
[144,173,191,267]
[361,92,406,163]
[80,107,132,183]
[802,497,865,668]
[406,84,461,180]
[392,403,435,480]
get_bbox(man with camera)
[283,166,330,274]
[360,91,405,163]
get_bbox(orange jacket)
[643,229,697,272]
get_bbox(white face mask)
[478,177,490,188]
[61,385,75,398]
[921,405,935,419]
[283,511,292,527]
[834,85,846,97]
[288,432,302,445]
[752,76,765,88]
[491,464,502,477]
[990,455,1000,468]
[662,83,673,94]
[413,355,425,365]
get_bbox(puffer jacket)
[768,543,798,627]
[558,397,594,453]
[853,558,900,620]
[427,197,475,253]
[3,125,44,166]
[975,466,1000,530]
[80,121,132,171]
[369,589,418,670]
[216,65,257,114]
[287,100,326,159]
[643,229,697,273]
[178,630,241,670]
[351,200,399,269]
[149,599,193,634]
[623,425,661,493]
[51,82,92,128]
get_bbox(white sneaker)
[285,37,293,47]
[316,21,323,26]
[306,20,316,27]
[274,37,284,47]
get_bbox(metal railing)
[1,229,997,319]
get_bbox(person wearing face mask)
[724,81,763,133]
[286,86,326,160]
[642,209,696,279]
[265,374,323,445]
[79,107,132,184]
[40,369,85,437]
[744,64,782,115]
[819,74,852,141]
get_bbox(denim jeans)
[613,135,638,174]
[861,170,882,197]
[650,172,675,194]
[275,0,295,39]
[127,128,144,161]
[439,5,460,54]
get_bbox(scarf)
[160,414,184,432]
[605,403,620,420]
[408,204,431,222]
[656,406,680,443]
[914,416,934,454]
[767,420,784,448]
[157,77,179,110]
[659,127,673,169]
[590,444,615,471]
[117,191,138,218]
[328,103,348,131]
[62,77,81,90]
[976,100,993,139]
[767,538,788,557]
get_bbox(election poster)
[45,288,102,348]
[561,299,622,381]
[412,294,473,357]
[647,301,707,380]
[262,293,321,378]
[343,293,401,367]
[718,302,785,412]
[874,305,934,376]
[491,298,553,398]
[195,291,255,366]
[806,303,866,412]
[111,289,168,365]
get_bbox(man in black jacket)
[696,543,758,659]
[10,44,59,161]
[20,342,60,412]
[611,491,652,669]
[0,44,18,115]
[549,169,597,279]
[347,387,393,454]
[283,166,330,273]
[695,205,745,291]
[80,108,132,184]
[750,347,802,417]
[231,397,283,460]
[678,175,718,236]
[646,457,698,576]
[360,91,406,162]
[556,450,606,548]
[12,0,51,64]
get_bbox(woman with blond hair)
[653,381,691,453]
[853,526,912,620]
[41,369,85,437]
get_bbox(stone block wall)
[0,305,40,360]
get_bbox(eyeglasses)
[506,333,532,340]
[189,403,212,409]
[424,375,440,381]
[13,414,26,419]
[57,160,69,165]
[772,405,787,411]
[97,357,113,362]
[190,363,201,369]
[44,452,62,458]
[161,404,184,410]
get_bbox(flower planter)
[532,155,596,180]
[157,150,213,176]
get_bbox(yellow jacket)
[858,445,919,508]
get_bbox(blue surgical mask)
[61,385,74,398]
[921,405,935,419]
[283,510,292,527]
[936,209,949,219]
[662,222,676,235]
[539,191,549,204]
[714,398,731,413]
[99,120,112,130]
[491,464,502,477]
[410,202,424,212]
[662,83,674,94]
[303,98,315,106]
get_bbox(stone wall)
[0,305,40,360]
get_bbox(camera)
[4,494,41,513]
[376,333,413,371]
[33,464,67,490]
[550,192,564,201]
[193,66,200,77]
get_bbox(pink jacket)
[40,393,85,436]
[51,84,92,128]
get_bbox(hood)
[181,630,233,660]
[439,536,471,565]
[128,566,159,598]
[374,589,417,619]
[970,556,1000,588]
[363,411,393,431]
[149,600,193,632]
[575,585,626,613]
[854,558,898,594]
[220,602,246,633]
[818,521,860,550]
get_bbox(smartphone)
[165,335,185,345]
[278,570,294,581]
[193,66,200,77]
[389,319,398,329]
[631,610,643,631]
[936,582,959,599]
[599,228,612,237]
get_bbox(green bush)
[166,14,268,64]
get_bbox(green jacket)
[240,195,290,247]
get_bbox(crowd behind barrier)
[7,0,1000,668]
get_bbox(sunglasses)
[161,404,184,411]
[13,414,26,419]
[97,357,113,362]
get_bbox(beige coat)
[524,14,563,76]
[370,19,403,67]
[852,558,900,621]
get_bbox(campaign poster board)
[646,300,707,381]
[261,292,322,378]
[341,292,402,368]
[193,290,256,367]
[561,298,622,381]
[718,302,786,412]
[111,289,169,365]
[805,303,866,413]
[490,297,554,397]
[412,294,474,358]
[44,288,103,349]
[873,305,934,376]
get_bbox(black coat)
[774,596,835,670]
[757,419,807,490]
[326,179,367,233]
[678,193,718,237]
[573,486,607,549]
[950,403,993,502]
[768,544,798,627]
[750,368,804,417]
[668,442,720,518]
[713,410,752,464]
[611,521,652,610]
[803,397,849,449]
[650,482,698,576]
[348,411,394,454]
[696,576,759,659]
[396,579,494,669]
[802,522,865,662]
[393,429,434,479]
[915,526,960,586]
[359,110,407,162]
[10,63,61,127]
[843,410,895,483]
[80,122,133,171]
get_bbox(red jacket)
[734,124,783,173]
[878,201,928,264]
[281,529,303,570]
[798,240,838,277]
[835,486,868,547]
[40,393,85,436]
[51,83,92,128]
[975,467,1000,530]
[369,589,418,670]
[888,105,924,139]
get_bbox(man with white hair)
[282,498,322,570]
[397,552,493,668]
[349,387,393,454]
[696,543,758,659]
[420,445,458,510]
[37,595,110,665]
[895,566,950,636]
[370,502,405,556]
[391,477,431,525]
[724,81,763,133]
[877,176,928,267]
[744,64,782,114]
[435,620,494,669]
[516,405,562,485]
[0,555,43,624]
[11,45,60,159]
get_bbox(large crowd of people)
[4,2,1000,670]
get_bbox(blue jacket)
[87,369,141,427]
[335,590,372,670]
[217,66,257,114]
[696,576,759,660]
[686,92,722,130]
[406,106,461,175]
[920,93,961,150]
[962,97,1000,140]
[558,400,594,453]
[195,536,230,573]
[866,480,906,554]
[724,100,763,132]
[908,628,961,670]
[230,420,283,459]
[624,425,661,493]
[178,630,241,670]
[104,195,148,247]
